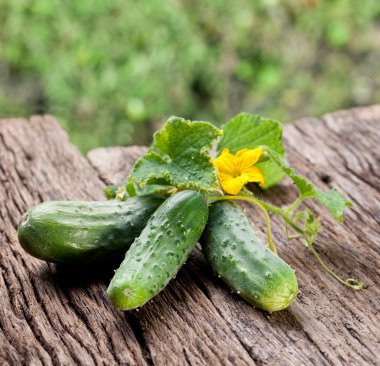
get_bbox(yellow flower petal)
[213,148,237,176]
[213,147,265,194]
[242,166,265,187]
[235,148,263,171]
[219,173,247,195]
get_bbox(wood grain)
[0,106,379,365]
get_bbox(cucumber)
[107,190,208,310]
[17,196,163,264]
[201,201,298,312]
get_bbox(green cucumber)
[17,196,163,264]
[107,190,208,310]
[201,201,298,312]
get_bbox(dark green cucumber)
[201,201,298,312]
[107,190,208,310]
[17,196,163,264]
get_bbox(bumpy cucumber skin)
[201,201,298,312]
[17,196,163,264]
[107,190,208,310]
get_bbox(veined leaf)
[129,116,223,196]
[264,147,352,222]
[217,113,285,188]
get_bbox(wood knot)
[319,173,332,184]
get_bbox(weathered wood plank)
[0,116,146,365]
[0,116,254,365]
[88,105,380,365]
[88,146,148,186]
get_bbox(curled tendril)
[306,241,364,291]
[344,278,364,290]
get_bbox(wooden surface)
[0,107,379,365]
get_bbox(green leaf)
[128,180,174,198]
[264,147,352,222]
[314,190,353,223]
[217,113,285,188]
[129,116,223,196]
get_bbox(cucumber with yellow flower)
[17,113,363,313]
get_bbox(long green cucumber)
[201,201,298,312]
[17,196,163,264]
[107,190,208,310]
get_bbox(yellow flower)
[213,148,264,195]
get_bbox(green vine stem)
[210,194,305,235]
[209,193,364,290]
[255,201,278,255]
[284,194,308,215]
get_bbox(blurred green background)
[1,0,379,152]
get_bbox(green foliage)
[0,0,380,152]
[129,117,222,195]
[218,113,284,188]
[127,114,358,288]
[264,147,352,222]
